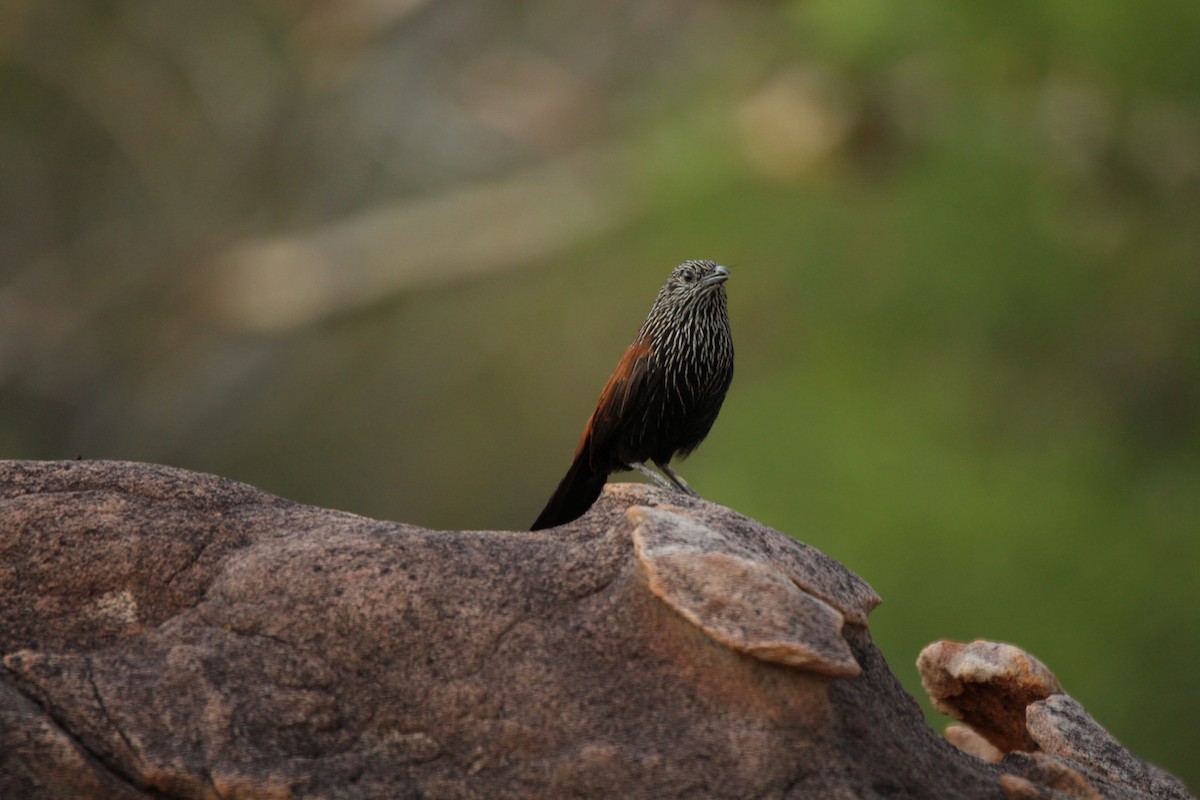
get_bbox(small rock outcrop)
[0,460,1190,799]
[919,640,1192,800]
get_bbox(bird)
[531,260,734,530]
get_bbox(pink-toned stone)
[1027,694,1192,800]
[918,639,1062,752]
[946,724,1005,763]
[0,461,1190,800]
[920,639,1193,800]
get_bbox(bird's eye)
[682,272,695,283]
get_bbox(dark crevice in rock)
[84,658,139,768]
[0,668,167,799]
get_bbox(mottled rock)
[0,461,1190,800]
[919,639,1062,752]
[1000,752,1104,800]
[947,724,1005,763]
[919,639,1193,800]
[1027,694,1193,800]
[628,503,878,676]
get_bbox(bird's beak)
[702,265,730,286]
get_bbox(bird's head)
[663,260,730,297]
[641,260,731,337]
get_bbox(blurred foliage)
[2,0,1197,788]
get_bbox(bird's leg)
[627,462,677,491]
[655,460,700,498]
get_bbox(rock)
[946,724,1005,763]
[919,639,1193,800]
[918,639,1062,752]
[998,751,1105,800]
[0,460,1190,800]
[1027,695,1193,800]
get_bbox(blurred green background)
[2,0,1197,788]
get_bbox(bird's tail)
[531,448,608,530]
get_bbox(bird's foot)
[627,462,678,492]
[655,461,701,498]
